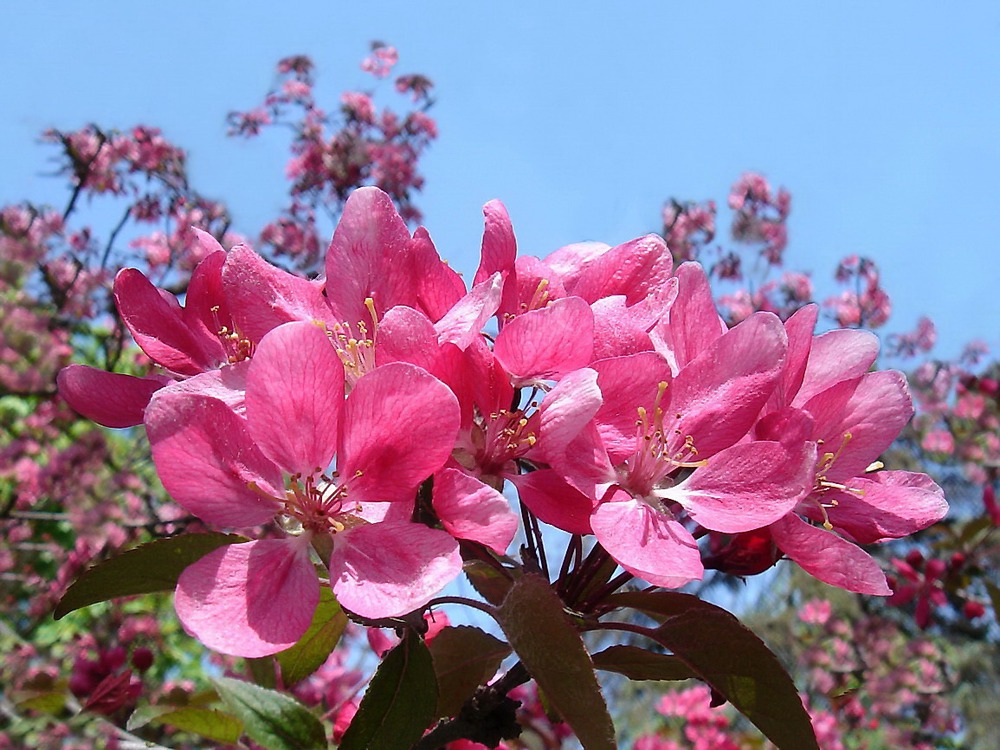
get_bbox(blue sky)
[3,2,998,360]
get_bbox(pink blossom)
[361,43,399,78]
[147,323,463,655]
[798,598,832,625]
[921,429,955,454]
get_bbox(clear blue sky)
[3,2,998,360]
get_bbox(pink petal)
[771,514,891,595]
[590,353,674,463]
[114,268,223,375]
[493,296,594,382]
[408,227,466,321]
[474,199,517,286]
[181,247,230,345]
[754,406,816,446]
[543,241,611,284]
[324,187,412,325]
[591,494,703,588]
[666,441,815,534]
[339,363,460,503]
[670,312,787,458]
[791,328,880,408]
[156,364,249,416]
[510,469,597,535]
[175,538,318,657]
[223,244,330,343]
[377,305,440,371]
[146,392,283,527]
[58,365,165,428]
[802,370,914,481]
[563,234,672,305]
[330,522,461,618]
[555,423,617,498]
[590,296,656,360]
[432,468,518,554]
[536,368,603,464]
[429,342,498,431]
[650,262,726,373]
[825,471,948,543]
[434,272,503,351]
[767,303,819,410]
[246,322,344,475]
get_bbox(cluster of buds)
[59,187,947,657]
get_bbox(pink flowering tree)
[2,42,977,748]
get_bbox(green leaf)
[12,690,67,715]
[463,559,515,605]
[54,533,247,619]
[277,587,348,686]
[591,645,696,682]
[153,707,244,745]
[495,574,616,750]
[126,704,174,731]
[428,626,512,717]
[340,630,438,750]
[247,656,278,689]
[608,591,818,750]
[213,676,327,750]
[339,630,437,750]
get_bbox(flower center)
[621,382,704,496]
[211,305,254,363]
[808,432,865,529]
[327,297,378,388]
[250,468,364,535]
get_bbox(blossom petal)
[324,187,412,325]
[591,494,703,588]
[768,303,819,410]
[181,247,230,345]
[223,244,330,343]
[670,312,787,458]
[146,392,282,527]
[591,353,674,463]
[246,322,344,475]
[564,234,672,305]
[650,262,726,373]
[58,365,165,428]
[792,328,880,408]
[408,227,467,321]
[510,469,597,535]
[537,367,603,463]
[339,363,460,503]
[175,538,318,657]
[377,305,440,371]
[433,468,518,554]
[434,272,503,351]
[474,199,517,286]
[771,514,891,595]
[590,296,656,360]
[493,296,594,382]
[114,268,222,375]
[666,441,815,533]
[825,471,948,543]
[330,522,461,618]
[802,370,914,481]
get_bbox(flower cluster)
[59,186,947,660]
